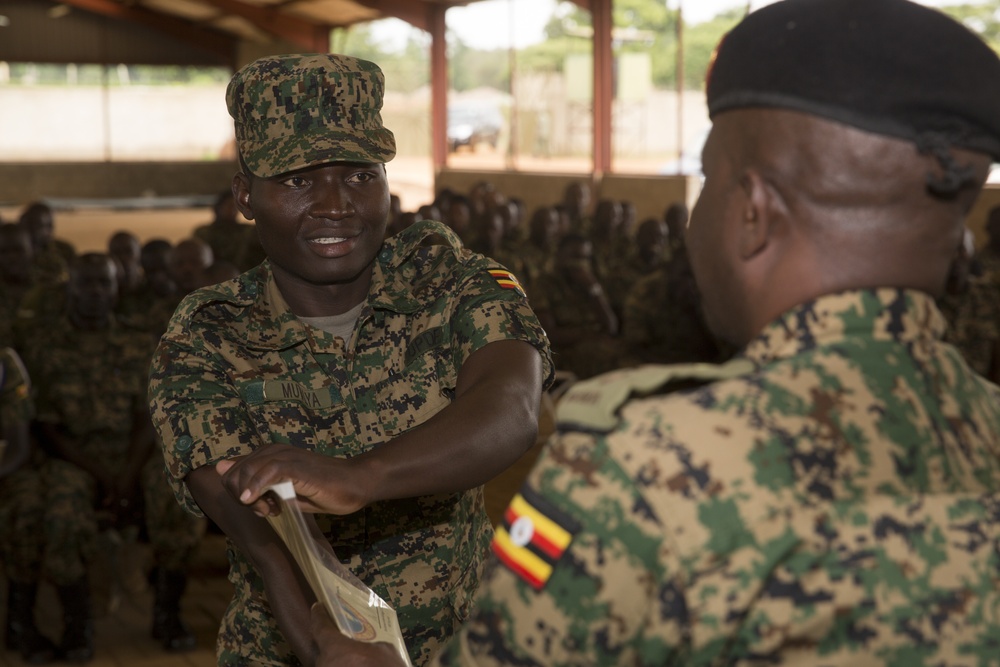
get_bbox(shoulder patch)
[557,358,755,431]
[488,269,526,297]
[491,486,581,590]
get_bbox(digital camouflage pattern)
[514,241,552,291]
[0,279,33,349]
[435,289,1000,666]
[16,316,201,584]
[0,346,39,581]
[26,317,153,439]
[621,259,729,366]
[227,53,396,179]
[529,269,622,379]
[193,221,266,272]
[937,274,1000,378]
[974,246,1000,280]
[149,220,553,666]
[14,281,68,351]
[31,241,73,286]
[0,346,31,431]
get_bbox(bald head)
[736,109,987,276]
[688,108,992,346]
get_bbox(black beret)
[707,0,1000,160]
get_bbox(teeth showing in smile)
[310,237,348,244]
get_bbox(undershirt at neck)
[298,300,365,344]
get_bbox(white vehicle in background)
[447,104,504,152]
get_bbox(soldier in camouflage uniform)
[310,1,1000,665]
[147,53,552,667]
[18,201,74,285]
[0,346,57,663]
[193,189,267,272]
[530,233,622,379]
[663,201,688,258]
[516,206,559,290]
[973,206,1000,278]
[0,223,36,350]
[621,244,729,366]
[604,216,670,321]
[938,228,1000,382]
[24,253,204,659]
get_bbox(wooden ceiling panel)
[141,0,222,23]
[207,13,273,41]
[285,0,382,27]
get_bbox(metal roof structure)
[0,0,491,67]
[1,0,614,172]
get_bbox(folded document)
[265,481,413,665]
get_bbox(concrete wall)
[0,161,239,206]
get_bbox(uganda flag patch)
[492,486,580,590]
[488,269,526,298]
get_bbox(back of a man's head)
[687,0,1000,346]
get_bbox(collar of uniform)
[242,262,311,350]
[742,288,947,367]
[368,219,465,313]
[240,221,465,348]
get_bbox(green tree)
[937,2,1000,53]
[681,9,743,90]
[332,23,430,93]
[449,37,511,92]
[526,0,740,90]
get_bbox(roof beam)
[58,0,236,61]
[197,0,330,51]
[353,0,433,32]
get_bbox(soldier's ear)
[233,173,254,221]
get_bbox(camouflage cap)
[227,53,396,178]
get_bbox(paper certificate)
[265,481,413,665]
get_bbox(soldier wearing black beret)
[312,1,1000,664]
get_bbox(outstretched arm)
[216,339,544,515]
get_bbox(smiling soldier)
[147,53,552,667]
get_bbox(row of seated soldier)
[0,201,238,662]
[391,179,1000,386]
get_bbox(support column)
[429,4,448,169]
[591,0,613,175]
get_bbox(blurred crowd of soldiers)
[0,195,256,662]
[0,173,998,662]
[398,179,1000,386]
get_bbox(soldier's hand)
[214,444,370,517]
[310,603,405,667]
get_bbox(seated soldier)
[530,233,622,379]
[23,254,205,659]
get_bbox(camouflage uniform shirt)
[621,263,725,366]
[193,221,267,272]
[0,346,32,441]
[149,221,552,665]
[937,275,1000,379]
[436,289,1000,666]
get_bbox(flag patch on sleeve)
[491,486,580,590]
[488,269,526,297]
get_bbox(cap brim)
[240,128,396,178]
